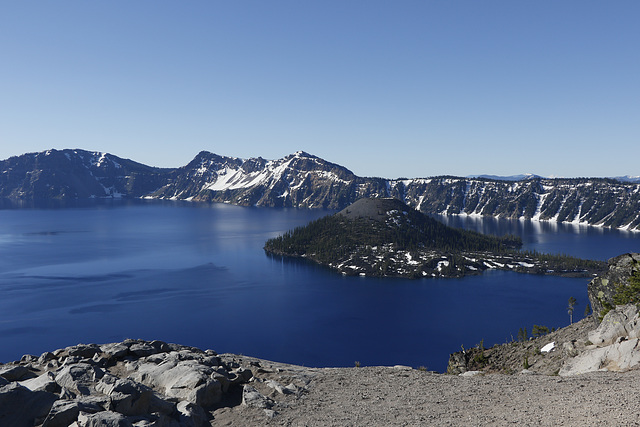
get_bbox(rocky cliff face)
[3,149,640,230]
[587,253,640,322]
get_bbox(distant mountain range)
[467,173,542,181]
[1,148,639,231]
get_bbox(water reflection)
[433,214,639,261]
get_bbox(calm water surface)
[0,201,638,372]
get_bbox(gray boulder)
[0,365,37,381]
[19,371,60,393]
[0,382,57,427]
[96,374,156,416]
[176,400,209,427]
[560,305,640,376]
[130,343,160,358]
[559,338,640,376]
[42,398,106,427]
[129,358,222,407]
[100,342,130,360]
[66,344,102,359]
[242,385,272,409]
[588,304,640,346]
[75,410,133,427]
[55,363,105,396]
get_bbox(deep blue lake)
[0,201,638,372]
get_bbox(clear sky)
[1,1,638,179]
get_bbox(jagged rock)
[43,398,106,427]
[128,357,222,407]
[19,371,60,393]
[76,410,133,427]
[100,343,130,360]
[242,385,272,409]
[95,374,158,416]
[55,363,105,396]
[588,304,640,346]
[559,338,640,376]
[211,371,231,393]
[587,253,640,322]
[66,344,102,359]
[21,354,38,363]
[130,343,160,357]
[39,352,57,365]
[0,365,36,381]
[0,340,302,427]
[559,306,640,376]
[228,367,253,385]
[264,379,291,395]
[0,382,57,427]
[176,401,209,427]
[561,342,579,358]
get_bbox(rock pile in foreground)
[0,339,312,427]
[3,333,640,426]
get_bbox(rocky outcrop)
[0,339,313,426]
[559,304,640,376]
[447,305,640,377]
[587,253,640,322]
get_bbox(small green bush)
[613,268,640,307]
[523,355,530,369]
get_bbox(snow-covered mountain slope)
[148,150,388,209]
[1,149,639,230]
[388,177,640,230]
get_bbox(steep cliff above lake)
[3,149,640,231]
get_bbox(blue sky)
[1,1,638,178]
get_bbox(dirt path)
[212,356,640,426]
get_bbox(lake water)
[0,201,638,372]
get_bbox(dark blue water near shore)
[0,200,638,372]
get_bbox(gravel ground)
[212,356,640,426]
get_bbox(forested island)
[264,198,606,279]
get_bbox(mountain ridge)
[2,148,640,231]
